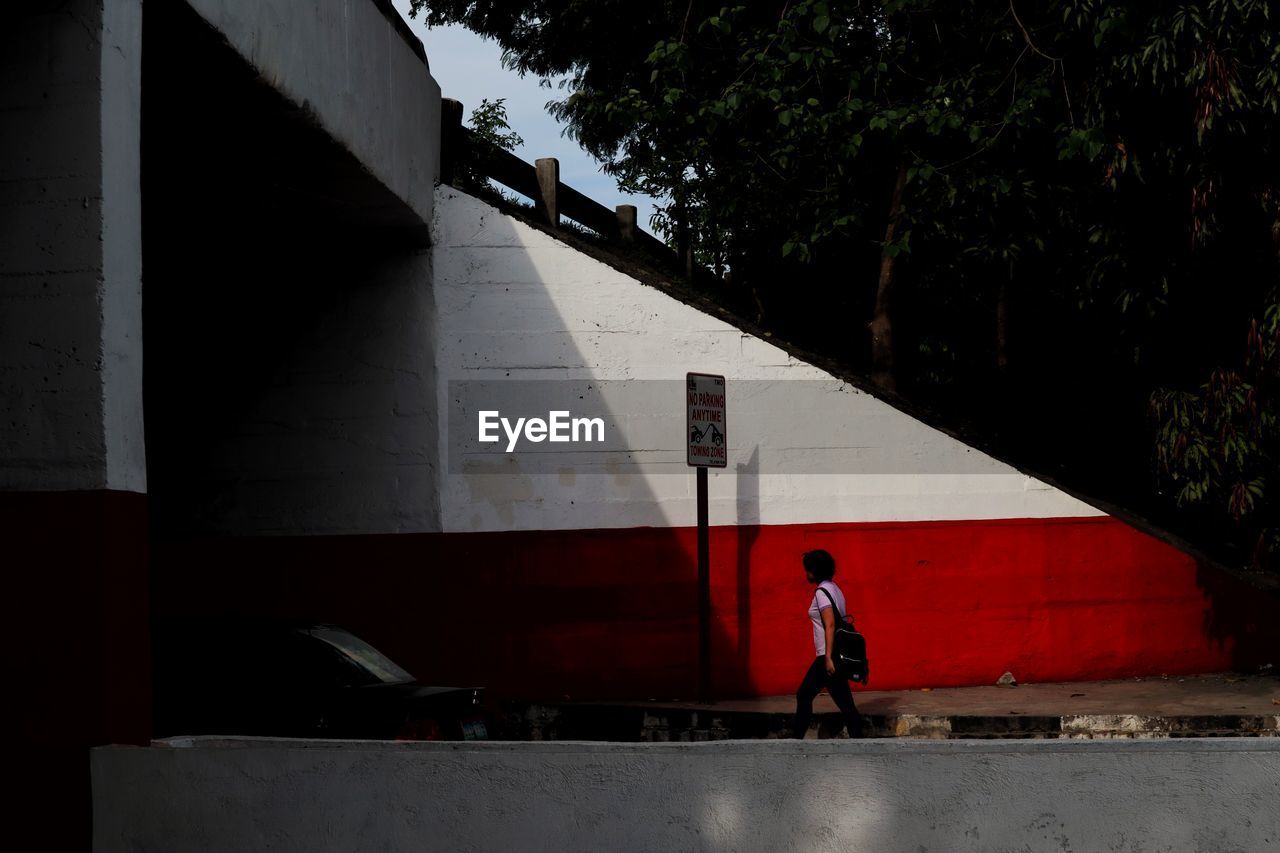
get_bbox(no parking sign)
[686,372,727,468]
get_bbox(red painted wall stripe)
[152,516,1278,700]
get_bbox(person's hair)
[802,549,836,581]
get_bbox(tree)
[414,1,1073,369]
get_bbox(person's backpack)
[817,587,870,685]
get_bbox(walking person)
[792,549,864,739]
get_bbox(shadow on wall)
[735,447,761,679]
[1195,561,1280,671]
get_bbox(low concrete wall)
[93,738,1280,852]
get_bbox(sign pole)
[686,372,725,705]
[697,465,710,704]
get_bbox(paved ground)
[665,671,1280,717]
[510,671,1280,740]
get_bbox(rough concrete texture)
[184,0,440,227]
[0,0,146,493]
[94,737,1280,852]
[431,188,1103,533]
[100,0,146,492]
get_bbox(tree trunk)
[996,280,1010,373]
[870,161,909,392]
[673,180,693,281]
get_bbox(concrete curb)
[510,702,1280,741]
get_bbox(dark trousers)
[793,656,864,738]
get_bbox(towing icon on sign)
[690,423,724,446]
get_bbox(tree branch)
[1009,0,1061,62]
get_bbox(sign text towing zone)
[686,372,727,468]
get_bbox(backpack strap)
[816,586,847,623]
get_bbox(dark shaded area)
[1196,561,1280,672]
[152,618,485,741]
[142,0,432,538]
[2,490,150,852]
[144,0,429,244]
[150,529,711,703]
[708,169,1275,573]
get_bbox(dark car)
[153,620,487,741]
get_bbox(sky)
[390,3,662,231]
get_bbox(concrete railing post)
[535,157,560,227]
[440,97,464,185]
[616,204,637,244]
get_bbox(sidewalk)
[508,672,1280,740]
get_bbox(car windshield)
[303,627,415,685]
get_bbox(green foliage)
[469,97,525,152]
[1151,298,1279,564]
[456,97,525,188]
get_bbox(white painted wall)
[0,0,146,494]
[431,188,1104,532]
[93,738,1280,853]
[184,0,441,227]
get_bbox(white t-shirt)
[808,580,848,657]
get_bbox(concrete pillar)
[0,2,148,848]
[1,0,146,494]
